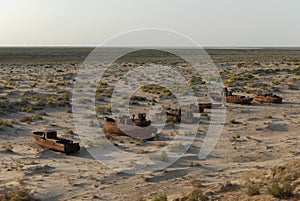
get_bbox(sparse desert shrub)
[162,91,172,97]
[189,76,205,86]
[229,119,237,124]
[149,97,157,105]
[61,91,70,101]
[268,181,293,199]
[0,187,37,201]
[56,69,64,73]
[47,78,53,83]
[32,115,43,121]
[0,84,14,90]
[218,181,239,193]
[135,149,149,154]
[158,151,169,162]
[77,97,93,104]
[19,115,42,123]
[168,142,185,150]
[231,134,241,140]
[56,81,68,86]
[95,105,112,114]
[246,185,260,196]
[224,79,240,87]
[21,107,33,113]
[98,81,108,88]
[130,100,140,105]
[288,85,299,90]
[272,80,281,85]
[152,193,168,201]
[66,130,74,135]
[127,160,137,168]
[271,165,286,177]
[200,112,208,117]
[30,82,37,88]
[131,95,146,101]
[141,84,173,98]
[46,98,54,106]
[0,95,7,100]
[166,117,178,124]
[190,162,202,167]
[292,66,300,75]
[19,115,33,122]
[187,189,209,201]
[47,84,58,89]
[89,120,95,127]
[0,120,4,129]
[2,143,13,152]
[31,103,45,111]
[156,141,167,148]
[7,90,18,95]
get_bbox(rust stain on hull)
[32,130,80,154]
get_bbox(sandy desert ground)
[0,48,299,201]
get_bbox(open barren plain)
[0,48,299,201]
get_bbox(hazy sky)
[1,0,300,46]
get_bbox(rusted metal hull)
[104,118,125,136]
[226,96,253,105]
[166,107,199,124]
[253,96,282,104]
[104,117,157,140]
[166,111,180,118]
[166,110,181,123]
[32,134,80,154]
[133,119,151,127]
[198,103,223,109]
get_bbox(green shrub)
[95,105,112,114]
[200,112,208,117]
[268,182,293,199]
[168,142,185,150]
[31,82,37,88]
[282,181,293,197]
[152,194,167,201]
[66,130,74,135]
[187,189,209,201]
[246,185,260,196]
[21,107,33,113]
[0,187,37,201]
[229,119,237,124]
[131,96,146,101]
[158,151,169,162]
[271,165,286,176]
[231,134,241,140]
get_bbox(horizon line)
[1,45,300,49]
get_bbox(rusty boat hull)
[32,131,80,154]
[253,96,282,104]
[198,103,223,109]
[104,117,157,140]
[166,107,199,124]
[226,96,253,105]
